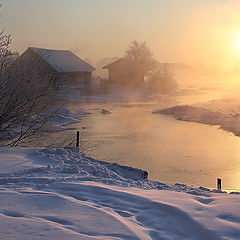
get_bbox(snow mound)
[153,105,240,136]
[0,147,219,193]
[0,147,240,239]
[0,147,149,188]
[0,182,239,239]
[73,108,91,115]
[42,107,89,132]
[100,109,111,114]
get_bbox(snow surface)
[42,107,90,132]
[29,47,96,73]
[0,147,240,239]
[100,109,111,114]
[153,104,240,136]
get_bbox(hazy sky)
[2,0,240,68]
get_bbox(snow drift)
[153,105,240,136]
[0,147,239,239]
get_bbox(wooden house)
[19,47,96,94]
[102,58,145,87]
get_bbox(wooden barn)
[102,58,145,87]
[19,47,96,94]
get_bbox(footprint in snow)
[195,197,215,205]
[217,214,240,223]
[115,210,133,218]
[0,210,25,218]
[37,215,74,226]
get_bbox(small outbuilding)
[102,58,145,87]
[19,47,96,94]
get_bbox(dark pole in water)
[217,178,222,190]
[76,131,80,148]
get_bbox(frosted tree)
[124,40,157,78]
[124,40,177,92]
[0,8,58,146]
[148,63,178,94]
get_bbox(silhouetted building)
[19,47,96,94]
[103,58,145,87]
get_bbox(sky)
[2,0,240,69]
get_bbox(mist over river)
[71,103,240,192]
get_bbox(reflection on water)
[76,105,240,192]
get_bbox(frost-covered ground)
[153,97,240,136]
[0,147,240,239]
[41,107,91,132]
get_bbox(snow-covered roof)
[29,47,95,73]
[102,58,123,69]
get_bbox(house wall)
[108,65,144,87]
[57,72,92,95]
[18,49,93,95]
[18,49,57,75]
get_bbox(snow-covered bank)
[41,107,90,132]
[0,147,212,192]
[1,182,240,240]
[153,105,240,136]
[0,147,240,239]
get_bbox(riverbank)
[0,146,240,239]
[153,103,240,137]
[22,102,240,192]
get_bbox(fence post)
[217,178,221,190]
[76,131,80,148]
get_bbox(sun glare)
[233,31,240,59]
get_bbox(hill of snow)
[153,105,240,136]
[0,147,239,239]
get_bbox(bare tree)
[0,20,59,146]
[124,40,177,93]
[124,40,157,78]
[148,63,178,94]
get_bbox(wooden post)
[217,178,221,190]
[76,131,80,148]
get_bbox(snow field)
[0,147,239,239]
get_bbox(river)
[71,102,240,192]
